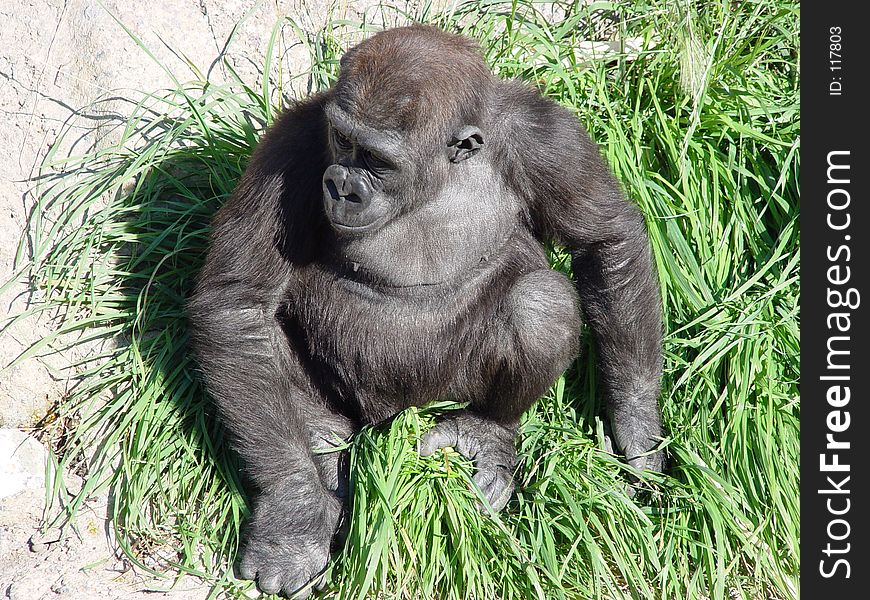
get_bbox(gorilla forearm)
[571,209,662,390]
[189,292,347,593]
[188,301,317,488]
[503,95,665,468]
[571,214,665,470]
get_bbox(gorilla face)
[321,100,483,235]
[322,103,408,233]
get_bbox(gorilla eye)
[362,149,392,174]
[332,130,353,154]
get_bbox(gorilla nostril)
[325,179,340,201]
[325,178,364,205]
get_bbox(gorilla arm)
[497,82,666,473]
[188,96,346,595]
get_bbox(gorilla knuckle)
[240,525,331,596]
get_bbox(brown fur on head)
[334,25,492,140]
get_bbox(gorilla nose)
[322,165,387,231]
[323,165,373,207]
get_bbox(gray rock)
[0,429,46,500]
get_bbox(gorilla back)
[189,24,664,598]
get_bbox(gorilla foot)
[419,411,517,511]
[238,485,342,598]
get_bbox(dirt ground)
[0,1,395,597]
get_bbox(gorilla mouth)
[329,220,381,233]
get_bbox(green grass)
[3,0,799,598]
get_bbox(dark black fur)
[188,25,664,597]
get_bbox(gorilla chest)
[294,275,481,416]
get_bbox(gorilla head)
[322,27,492,233]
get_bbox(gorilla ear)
[447,125,484,163]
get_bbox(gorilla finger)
[236,553,258,582]
[419,420,460,456]
[472,467,514,512]
[256,571,283,596]
[601,430,616,455]
[312,571,329,592]
[286,584,314,600]
[281,573,317,600]
[626,448,666,474]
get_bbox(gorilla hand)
[419,411,517,511]
[608,400,667,474]
[238,480,342,598]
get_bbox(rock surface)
[0,429,46,500]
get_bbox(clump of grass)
[4,1,799,599]
[332,402,554,599]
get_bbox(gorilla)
[189,25,664,597]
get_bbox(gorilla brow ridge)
[324,102,404,162]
